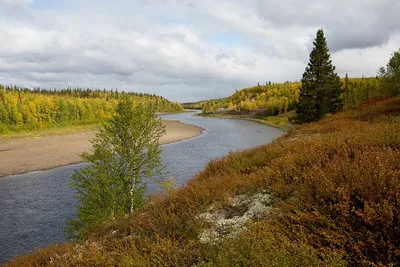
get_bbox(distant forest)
[0,85,182,133]
[185,76,386,115]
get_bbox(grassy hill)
[7,96,400,266]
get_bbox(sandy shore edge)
[0,120,204,178]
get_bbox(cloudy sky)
[0,0,399,102]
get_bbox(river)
[0,111,283,263]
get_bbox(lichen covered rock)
[197,192,273,243]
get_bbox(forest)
[0,85,182,133]
[185,76,386,115]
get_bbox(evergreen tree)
[378,49,400,96]
[295,29,342,123]
[66,96,166,239]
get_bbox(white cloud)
[0,0,399,101]
[0,0,33,6]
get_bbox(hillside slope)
[0,85,183,134]
[187,77,384,116]
[7,97,400,266]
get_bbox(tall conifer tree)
[295,29,342,123]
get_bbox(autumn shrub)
[6,97,400,266]
[196,221,346,267]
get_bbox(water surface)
[0,112,283,263]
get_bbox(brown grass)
[6,97,400,267]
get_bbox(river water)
[0,112,283,263]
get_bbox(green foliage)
[342,75,383,108]
[182,98,226,110]
[190,78,384,121]
[0,85,182,134]
[193,82,300,116]
[379,49,400,96]
[66,97,166,239]
[295,29,342,123]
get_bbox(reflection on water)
[0,111,283,263]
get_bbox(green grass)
[197,111,294,130]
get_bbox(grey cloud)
[328,29,390,51]
[255,0,400,51]
[215,52,231,62]
[0,0,34,19]
[0,0,398,102]
[0,0,33,7]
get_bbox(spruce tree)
[295,29,342,123]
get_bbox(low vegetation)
[7,97,400,266]
[197,111,293,130]
[0,86,183,134]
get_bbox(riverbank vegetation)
[7,96,400,266]
[186,45,399,123]
[67,97,166,239]
[0,86,182,134]
[185,77,384,116]
[196,110,294,130]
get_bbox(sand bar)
[0,120,203,178]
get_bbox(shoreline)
[194,112,293,130]
[0,120,204,178]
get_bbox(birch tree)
[66,96,165,238]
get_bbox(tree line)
[0,86,183,133]
[190,77,385,116]
[189,31,399,121]
[295,29,399,123]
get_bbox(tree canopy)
[66,97,165,238]
[0,85,182,133]
[379,49,400,96]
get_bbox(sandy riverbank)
[0,120,203,178]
